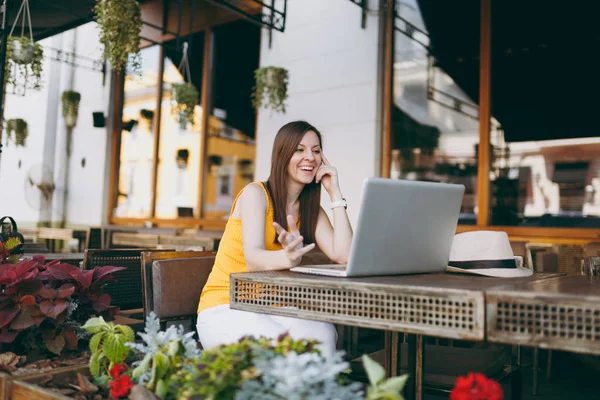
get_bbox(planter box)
[10,365,89,400]
[0,362,89,400]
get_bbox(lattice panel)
[90,256,143,310]
[488,297,600,354]
[232,277,483,340]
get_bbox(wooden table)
[487,275,600,354]
[23,252,84,266]
[230,271,563,400]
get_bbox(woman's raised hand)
[316,152,342,200]
[273,215,316,268]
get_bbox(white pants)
[196,304,338,359]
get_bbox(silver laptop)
[290,177,465,277]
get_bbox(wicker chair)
[82,248,172,313]
[142,255,215,337]
[141,250,216,320]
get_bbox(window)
[114,45,160,218]
[110,19,259,227]
[392,1,480,224]
[201,20,259,221]
[155,33,204,219]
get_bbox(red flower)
[109,375,134,399]
[109,363,128,379]
[450,372,504,400]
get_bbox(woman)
[196,121,353,358]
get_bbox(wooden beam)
[150,45,166,217]
[379,0,394,177]
[107,70,125,223]
[197,28,215,218]
[457,225,600,244]
[477,0,492,226]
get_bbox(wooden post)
[150,45,166,218]
[197,28,214,220]
[107,70,125,223]
[477,0,492,226]
[380,0,394,178]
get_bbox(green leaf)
[167,340,180,357]
[82,316,108,334]
[116,324,136,343]
[103,333,129,363]
[378,374,409,395]
[89,332,105,354]
[148,353,169,390]
[154,352,169,379]
[132,353,152,381]
[89,351,101,378]
[155,379,168,399]
[363,354,386,385]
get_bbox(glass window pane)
[155,34,204,219]
[489,4,600,228]
[114,45,160,218]
[392,1,480,225]
[201,20,259,221]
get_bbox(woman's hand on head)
[316,152,342,200]
[273,215,316,268]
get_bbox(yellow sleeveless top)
[197,182,282,314]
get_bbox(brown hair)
[265,121,322,244]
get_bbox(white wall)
[255,0,382,226]
[0,22,111,227]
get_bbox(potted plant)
[252,66,289,114]
[61,90,81,128]
[5,36,44,90]
[94,0,143,72]
[0,255,125,399]
[172,82,199,128]
[4,118,28,147]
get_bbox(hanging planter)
[140,108,154,130]
[5,118,28,147]
[252,66,289,114]
[4,1,44,90]
[94,0,143,72]
[172,82,199,127]
[61,90,81,128]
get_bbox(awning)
[417,0,600,142]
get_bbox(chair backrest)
[83,248,171,310]
[146,256,215,320]
[85,227,103,249]
[141,250,216,316]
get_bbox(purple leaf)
[39,299,68,319]
[0,307,20,329]
[10,307,36,330]
[57,283,75,299]
[0,330,18,343]
[92,293,111,312]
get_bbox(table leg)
[384,331,400,377]
[406,334,424,400]
[533,347,539,396]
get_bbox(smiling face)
[287,130,322,185]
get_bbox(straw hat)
[446,231,532,277]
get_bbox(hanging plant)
[252,66,289,114]
[3,0,44,90]
[172,83,199,126]
[5,118,28,147]
[139,108,154,130]
[61,90,81,128]
[4,37,44,90]
[94,0,142,73]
